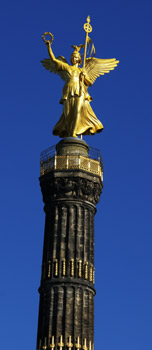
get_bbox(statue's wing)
[41,56,69,81]
[85,57,119,85]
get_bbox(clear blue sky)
[0,0,152,349]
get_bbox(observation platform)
[40,138,104,180]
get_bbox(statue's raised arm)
[41,32,69,82]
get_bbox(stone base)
[56,137,89,157]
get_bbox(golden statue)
[42,16,119,138]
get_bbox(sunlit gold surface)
[50,336,55,349]
[75,337,81,350]
[58,336,64,350]
[40,336,93,350]
[42,32,54,44]
[41,17,119,138]
[89,265,93,282]
[55,259,58,276]
[78,260,82,277]
[62,258,66,276]
[41,259,95,281]
[84,262,88,279]
[67,336,73,350]
[40,155,103,180]
[93,268,95,284]
[83,16,92,34]
[70,259,74,277]
[83,338,88,350]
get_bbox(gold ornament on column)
[93,268,95,284]
[78,260,82,277]
[75,337,81,350]
[55,259,58,277]
[89,264,93,282]
[70,259,74,277]
[42,337,47,350]
[62,258,66,276]
[67,336,73,350]
[83,338,88,350]
[84,262,88,279]
[50,336,55,349]
[58,336,64,350]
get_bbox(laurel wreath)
[42,32,54,44]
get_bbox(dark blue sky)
[0,0,152,349]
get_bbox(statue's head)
[70,45,84,66]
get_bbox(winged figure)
[41,35,119,138]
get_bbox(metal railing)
[40,145,103,180]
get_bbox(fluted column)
[37,139,103,350]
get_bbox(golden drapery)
[53,65,103,137]
[53,94,103,138]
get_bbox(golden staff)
[83,16,92,68]
[80,16,92,98]
[79,16,92,140]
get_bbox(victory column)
[37,16,119,350]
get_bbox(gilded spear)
[83,16,92,68]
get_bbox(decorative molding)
[38,336,93,350]
[84,262,88,280]
[58,335,64,350]
[40,174,103,205]
[41,259,95,284]
[55,259,58,277]
[93,269,95,285]
[75,337,81,350]
[89,265,93,282]
[62,259,66,276]
[50,336,55,349]
[70,259,74,277]
[78,260,82,278]
[82,339,88,350]
[67,336,73,350]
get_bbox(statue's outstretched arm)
[46,42,56,62]
[42,32,62,66]
[41,35,69,80]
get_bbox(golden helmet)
[70,44,84,65]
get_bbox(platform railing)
[40,154,103,180]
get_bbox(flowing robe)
[53,64,103,137]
